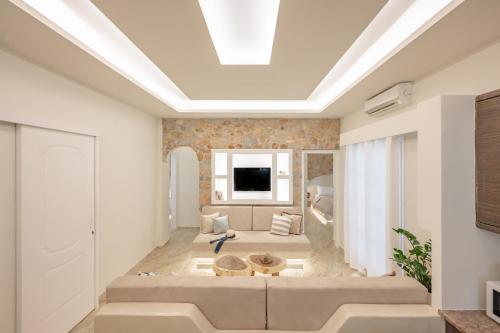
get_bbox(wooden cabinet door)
[476,90,500,233]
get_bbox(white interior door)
[17,125,95,333]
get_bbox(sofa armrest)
[106,275,267,330]
[324,304,444,333]
[95,303,216,333]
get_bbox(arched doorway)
[166,147,200,231]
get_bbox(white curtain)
[343,138,398,276]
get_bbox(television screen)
[234,167,271,191]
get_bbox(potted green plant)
[391,228,432,294]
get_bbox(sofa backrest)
[266,277,429,331]
[201,205,303,232]
[201,205,252,230]
[106,275,267,330]
[252,206,303,231]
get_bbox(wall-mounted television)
[234,167,271,191]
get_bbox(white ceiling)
[91,0,386,100]
[1,0,499,118]
[325,0,500,117]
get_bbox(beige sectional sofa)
[95,275,442,333]
[192,206,311,258]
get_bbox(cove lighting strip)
[9,0,187,109]
[198,0,280,65]
[10,0,463,114]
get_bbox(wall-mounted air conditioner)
[364,82,412,115]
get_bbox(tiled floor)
[70,208,355,332]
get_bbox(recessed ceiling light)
[198,0,280,65]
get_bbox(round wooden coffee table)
[247,254,287,276]
[213,254,252,276]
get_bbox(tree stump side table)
[213,254,252,276]
[247,254,287,276]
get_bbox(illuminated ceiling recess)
[198,0,280,65]
[9,0,463,114]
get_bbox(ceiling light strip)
[310,0,465,109]
[9,0,188,109]
[178,100,321,113]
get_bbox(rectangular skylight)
[198,0,280,65]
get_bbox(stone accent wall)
[307,154,333,180]
[163,119,339,206]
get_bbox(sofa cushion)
[281,212,302,235]
[270,214,292,235]
[201,206,252,231]
[192,231,311,255]
[252,206,302,231]
[106,275,267,330]
[200,212,219,234]
[266,277,429,331]
[212,215,229,234]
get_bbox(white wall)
[0,121,16,333]
[341,40,500,133]
[340,95,500,309]
[172,147,200,227]
[157,160,171,245]
[0,49,161,328]
[403,132,430,252]
[340,40,500,309]
[439,96,500,309]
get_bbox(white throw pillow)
[200,212,220,234]
[317,186,334,196]
[270,214,292,236]
[213,215,229,234]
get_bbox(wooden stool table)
[247,254,287,276]
[213,254,252,276]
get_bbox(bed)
[312,195,333,220]
[312,185,334,220]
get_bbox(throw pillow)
[281,212,303,235]
[200,212,220,234]
[270,214,292,236]
[213,215,229,234]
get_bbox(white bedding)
[312,194,334,220]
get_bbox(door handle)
[89,217,95,235]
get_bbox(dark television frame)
[233,167,271,191]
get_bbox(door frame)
[301,150,337,232]
[167,150,177,230]
[0,112,101,330]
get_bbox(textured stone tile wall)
[307,154,334,180]
[163,119,339,206]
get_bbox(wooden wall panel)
[475,89,500,233]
